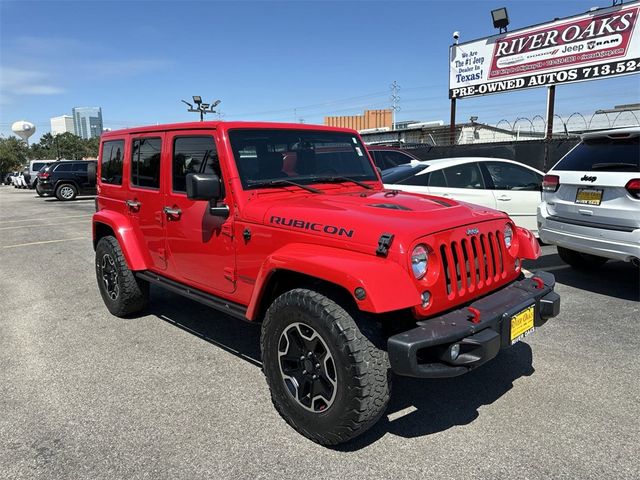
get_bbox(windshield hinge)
[376,233,394,257]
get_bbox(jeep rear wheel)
[56,183,77,201]
[261,288,390,445]
[557,246,608,270]
[95,236,149,317]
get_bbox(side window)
[443,163,484,189]
[73,163,88,172]
[101,140,124,185]
[380,151,413,169]
[485,162,541,190]
[32,162,46,171]
[131,138,162,189]
[428,169,447,187]
[54,163,73,172]
[172,136,219,193]
[400,171,430,186]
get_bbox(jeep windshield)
[229,129,378,189]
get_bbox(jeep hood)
[242,189,507,246]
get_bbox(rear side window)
[73,163,88,172]
[101,140,124,185]
[485,162,541,190]
[172,136,219,193]
[554,136,640,172]
[32,162,46,171]
[131,138,162,189]
[54,163,73,172]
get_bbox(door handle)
[163,206,182,219]
[497,196,511,201]
[126,199,141,210]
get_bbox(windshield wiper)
[246,179,321,193]
[591,162,638,171]
[310,176,374,189]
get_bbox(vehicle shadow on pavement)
[524,253,640,301]
[146,288,535,449]
[43,197,96,202]
[336,344,534,450]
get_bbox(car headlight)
[504,224,513,249]
[411,244,428,279]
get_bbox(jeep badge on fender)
[93,121,560,445]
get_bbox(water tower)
[11,121,36,146]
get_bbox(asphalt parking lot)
[1,185,638,480]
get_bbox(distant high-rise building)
[50,115,76,136]
[72,107,103,139]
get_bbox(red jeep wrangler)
[93,122,560,445]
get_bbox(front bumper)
[388,271,560,378]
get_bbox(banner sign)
[449,2,640,99]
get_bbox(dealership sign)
[449,2,640,99]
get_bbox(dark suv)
[37,160,97,201]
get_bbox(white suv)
[538,127,640,269]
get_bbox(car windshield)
[381,163,428,184]
[554,136,640,172]
[228,129,378,189]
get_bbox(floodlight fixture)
[491,7,509,32]
[470,116,478,123]
[192,95,202,104]
[212,100,221,108]
[201,103,210,109]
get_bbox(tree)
[0,136,29,173]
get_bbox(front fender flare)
[516,226,541,260]
[92,210,150,271]
[246,243,420,320]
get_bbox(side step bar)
[135,271,249,321]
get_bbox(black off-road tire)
[95,236,149,317]
[557,246,608,270]
[261,288,390,445]
[56,183,78,201]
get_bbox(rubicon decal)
[270,216,354,237]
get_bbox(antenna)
[390,81,401,130]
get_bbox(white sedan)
[382,157,544,236]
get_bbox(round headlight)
[411,244,428,279]
[504,224,513,249]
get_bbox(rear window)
[554,136,640,172]
[381,164,428,184]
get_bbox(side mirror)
[186,173,222,201]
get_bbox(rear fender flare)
[246,243,420,320]
[92,210,150,271]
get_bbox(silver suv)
[538,127,640,269]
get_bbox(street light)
[181,96,222,121]
[491,7,509,33]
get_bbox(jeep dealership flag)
[449,2,640,99]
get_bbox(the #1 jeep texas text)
[93,122,560,445]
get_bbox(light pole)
[181,96,222,121]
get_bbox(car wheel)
[56,183,78,201]
[95,236,149,317]
[557,246,608,269]
[261,288,390,445]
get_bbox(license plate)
[510,305,535,345]
[575,188,603,206]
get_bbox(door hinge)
[222,224,234,238]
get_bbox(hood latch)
[376,233,394,257]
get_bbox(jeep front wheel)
[261,288,390,445]
[95,236,149,317]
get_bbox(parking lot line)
[0,220,90,231]
[0,213,93,224]
[1,236,90,249]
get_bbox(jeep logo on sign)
[466,228,480,235]
[581,175,597,182]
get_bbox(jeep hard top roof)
[101,121,359,138]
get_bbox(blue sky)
[1,0,639,141]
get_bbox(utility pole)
[390,81,401,130]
